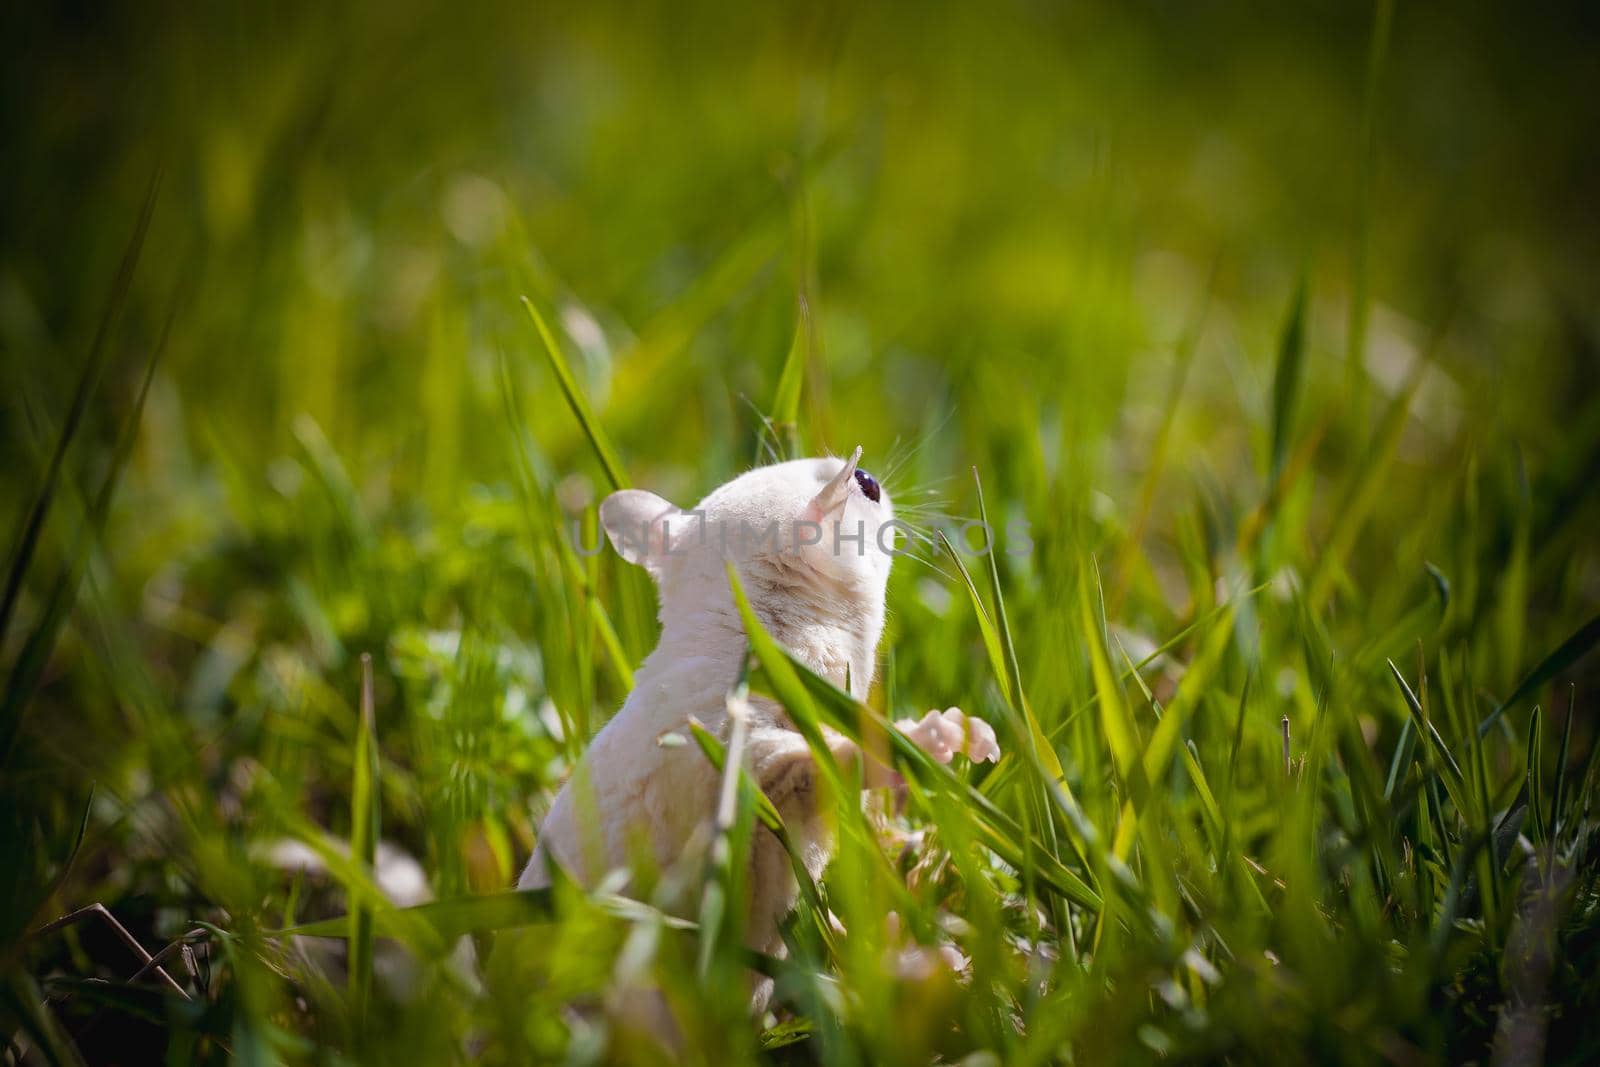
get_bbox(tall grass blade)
[1110,267,1211,612]
[1430,832,1488,966]
[936,530,1012,708]
[521,296,632,492]
[1553,684,1576,835]
[1572,690,1600,828]
[971,468,1029,715]
[610,220,785,400]
[698,682,755,979]
[348,654,379,1016]
[1310,308,1456,608]
[1079,577,1143,803]
[1269,275,1308,483]
[0,171,159,649]
[1225,668,1253,802]
[1386,659,1466,798]
[0,293,171,766]
[966,468,1071,892]
[3,965,86,1067]
[1135,605,1237,809]
[1526,705,1545,844]
[763,295,810,459]
[497,350,633,741]
[1344,0,1395,419]
[1181,740,1225,847]
[723,561,844,791]
[1383,717,1416,804]
[686,720,790,851]
[273,887,700,940]
[1476,613,1600,737]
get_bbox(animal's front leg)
[747,728,864,821]
[742,729,849,965]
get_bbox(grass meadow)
[3,1,1600,1063]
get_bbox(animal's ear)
[600,490,692,576]
[806,445,862,521]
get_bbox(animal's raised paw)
[895,707,1001,765]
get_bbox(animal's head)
[598,447,897,621]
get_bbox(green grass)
[4,1,1600,1063]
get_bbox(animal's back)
[517,650,730,891]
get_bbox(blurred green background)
[3,1,1600,1063]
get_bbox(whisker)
[882,408,957,484]
[888,520,955,548]
[894,509,977,526]
[738,393,786,465]
[892,480,957,499]
[880,432,909,476]
[897,550,958,582]
[895,501,965,512]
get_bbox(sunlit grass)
[4,2,1600,1064]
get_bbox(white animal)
[517,449,998,1000]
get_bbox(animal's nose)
[854,468,881,503]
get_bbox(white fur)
[517,451,997,1012]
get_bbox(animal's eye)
[854,468,881,503]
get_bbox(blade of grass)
[1553,684,1576,836]
[272,887,698,941]
[609,219,786,408]
[936,530,1012,708]
[348,655,379,1017]
[0,171,159,649]
[1109,262,1212,614]
[1383,717,1416,804]
[1494,453,1532,691]
[1429,831,1488,966]
[1269,274,1308,484]
[1309,307,1450,608]
[760,294,810,462]
[1181,741,1226,849]
[1344,0,1395,421]
[955,464,1077,897]
[970,468,1055,778]
[724,561,846,794]
[1079,578,1149,862]
[1441,645,1494,840]
[1223,667,1253,808]
[1042,579,1272,751]
[1476,613,1600,738]
[521,296,631,492]
[4,965,87,1067]
[1111,602,1236,858]
[1573,693,1600,828]
[497,350,632,740]
[1081,576,1140,782]
[553,516,635,692]
[272,817,446,955]
[815,656,1106,911]
[0,293,171,767]
[698,684,755,980]
[1386,660,1469,818]
[686,719,786,852]
[1526,705,1545,844]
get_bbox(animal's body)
[517,449,996,1010]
